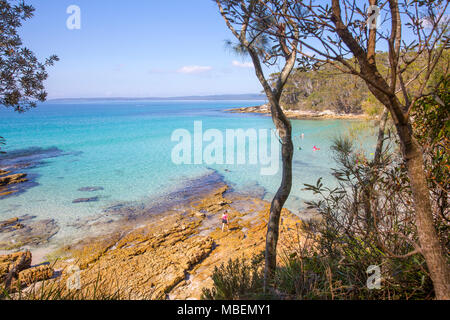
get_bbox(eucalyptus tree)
[268,0,449,299]
[215,0,305,287]
[0,0,58,111]
[0,0,58,151]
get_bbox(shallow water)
[0,100,374,244]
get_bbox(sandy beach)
[226,104,369,120]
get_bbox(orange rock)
[0,173,28,186]
[0,217,19,228]
[40,183,305,300]
[18,265,54,286]
[0,251,32,282]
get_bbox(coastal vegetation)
[0,0,448,301]
[216,0,299,288]
[215,0,449,299]
[0,0,58,152]
[273,0,449,299]
[204,78,448,299]
[270,49,449,117]
[271,62,373,115]
[0,0,58,110]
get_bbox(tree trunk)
[330,0,449,299]
[396,122,450,300]
[361,79,449,299]
[264,108,293,288]
[244,45,297,291]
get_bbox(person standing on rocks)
[221,211,229,232]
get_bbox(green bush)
[201,253,268,300]
[202,124,439,300]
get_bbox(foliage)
[201,253,267,300]
[361,93,384,117]
[216,0,303,288]
[273,48,448,117]
[274,63,368,114]
[292,114,447,299]
[412,76,450,248]
[1,267,156,300]
[299,141,433,299]
[203,129,444,299]
[0,0,58,112]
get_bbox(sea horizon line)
[48,93,268,102]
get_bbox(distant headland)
[49,94,267,102]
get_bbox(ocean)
[0,100,372,245]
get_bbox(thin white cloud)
[419,15,449,29]
[232,60,254,68]
[420,17,434,29]
[177,65,213,74]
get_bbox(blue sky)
[20,1,445,99]
[20,0,265,99]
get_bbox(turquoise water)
[0,100,370,241]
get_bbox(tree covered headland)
[271,50,449,116]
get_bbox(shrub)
[201,253,267,300]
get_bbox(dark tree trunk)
[245,45,297,291]
[369,94,450,300]
[328,0,449,300]
[360,83,449,299]
[264,101,293,287]
[396,122,450,300]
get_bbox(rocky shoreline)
[0,170,28,198]
[0,167,62,253]
[0,182,306,300]
[0,147,69,200]
[226,104,368,120]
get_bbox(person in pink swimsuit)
[222,211,229,232]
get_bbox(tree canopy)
[0,0,58,113]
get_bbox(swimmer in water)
[313,146,320,151]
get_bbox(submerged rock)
[0,216,60,250]
[0,146,75,199]
[78,186,104,192]
[0,217,19,228]
[72,197,99,203]
[0,174,303,299]
[0,172,28,197]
